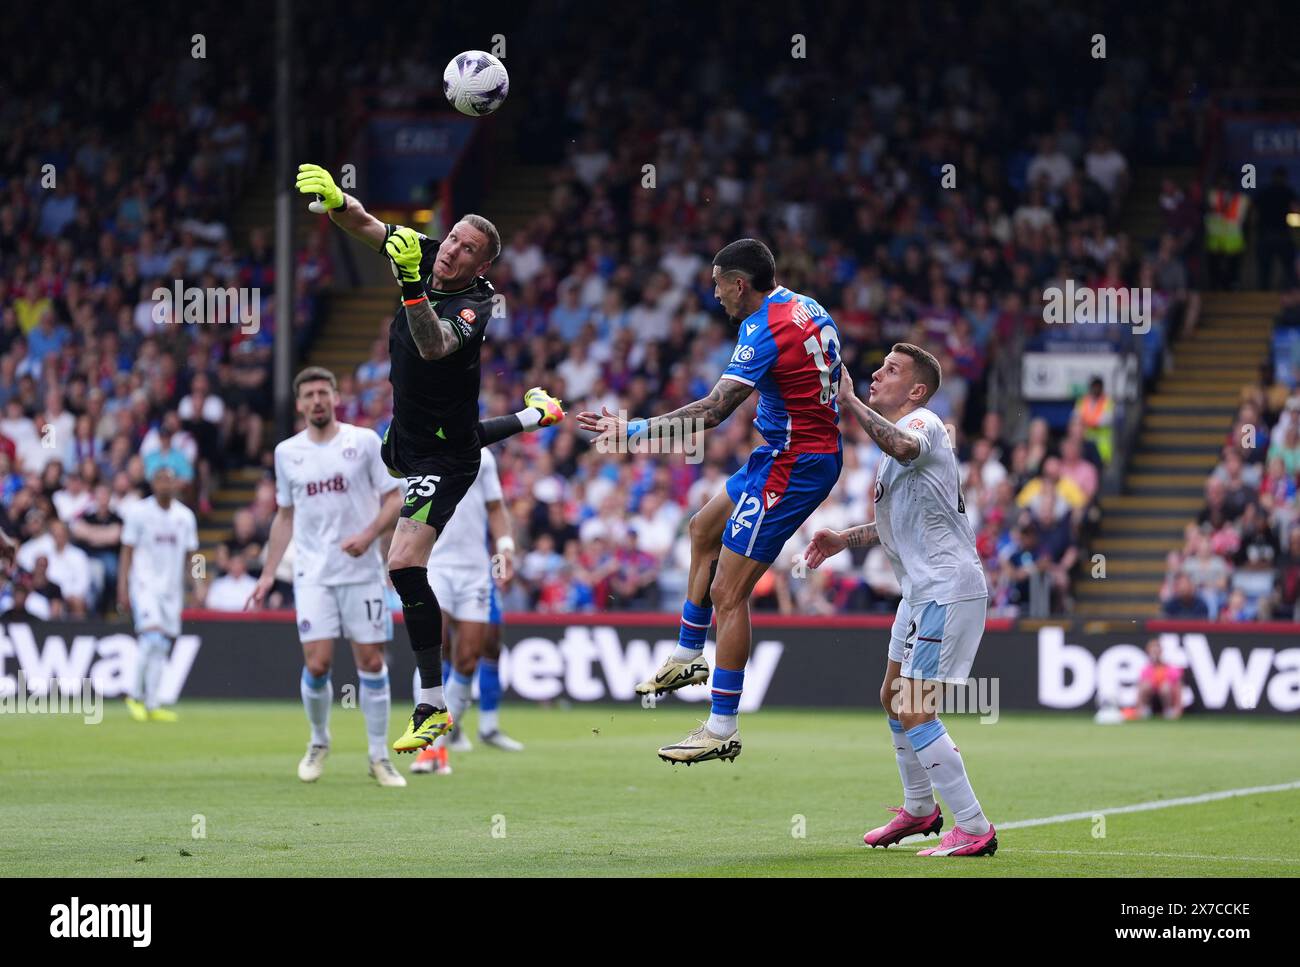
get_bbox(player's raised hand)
[576,405,628,450]
[838,366,855,400]
[244,573,275,611]
[803,528,848,569]
[383,226,424,284]
[296,163,345,213]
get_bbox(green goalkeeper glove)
[384,226,425,286]
[295,163,345,213]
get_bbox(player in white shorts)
[248,367,407,788]
[118,465,199,723]
[804,344,996,857]
[410,446,522,775]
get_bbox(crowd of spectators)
[1161,364,1300,622]
[5,1,1284,620]
[0,4,330,619]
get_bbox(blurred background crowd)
[3,1,1298,621]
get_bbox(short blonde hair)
[891,343,942,403]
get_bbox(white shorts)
[132,591,181,639]
[887,597,987,684]
[429,565,493,624]
[294,581,392,645]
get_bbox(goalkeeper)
[295,163,564,754]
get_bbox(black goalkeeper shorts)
[381,425,481,533]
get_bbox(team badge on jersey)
[909,418,926,430]
[342,446,358,460]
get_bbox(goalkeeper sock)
[390,566,445,708]
[477,413,526,446]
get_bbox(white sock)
[300,672,332,747]
[908,721,990,835]
[142,635,169,710]
[706,712,737,735]
[417,685,445,708]
[671,645,704,662]
[358,665,391,761]
[479,708,499,734]
[518,407,541,430]
[890,720,936,816]
[445,672,473,731]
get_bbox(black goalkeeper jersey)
[385,228,495,458]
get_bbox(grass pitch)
[2,702,1297,877]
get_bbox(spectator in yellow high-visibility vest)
[1205,173,1249,290]
[1072,377,1114,466]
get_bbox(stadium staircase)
[1073,291,1278,617]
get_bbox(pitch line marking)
[899,779,1300,844]
[997,848,1296,864]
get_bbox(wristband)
[495,536,516,555]
[626,419,649,440]
[403,295,427,306]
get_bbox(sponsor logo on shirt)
[458,308,477,325]
[732,345,756,363]
[305,474,349,497]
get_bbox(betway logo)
[495,626,783,711]
[1037,627,1300,712]
[0,624,199,704]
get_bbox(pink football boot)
[916,824,998,857]
[863,804,944,848]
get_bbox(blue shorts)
[723,446,842,563]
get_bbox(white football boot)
[635,655,710,696]
[297,744,329,782]
[657,722,742,765]
[369,757,408,788]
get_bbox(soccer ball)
[442,51,509,117]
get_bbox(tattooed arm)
[576,378,751,446]
[841,522,880,549]
[405,298,464,361]
[650,377,753,434]
[839,388,921,462]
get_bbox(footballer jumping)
[803,346,997,857]
[578,239,843,764]
[295,163,563,756]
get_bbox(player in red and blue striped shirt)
[578,239,843,764]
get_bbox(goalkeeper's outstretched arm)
[295,163,387,251]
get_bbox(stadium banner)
[1021,351,1136,401]
[1220,115,1300,195]
[365,114,478,206]
[1,616,1296,715]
